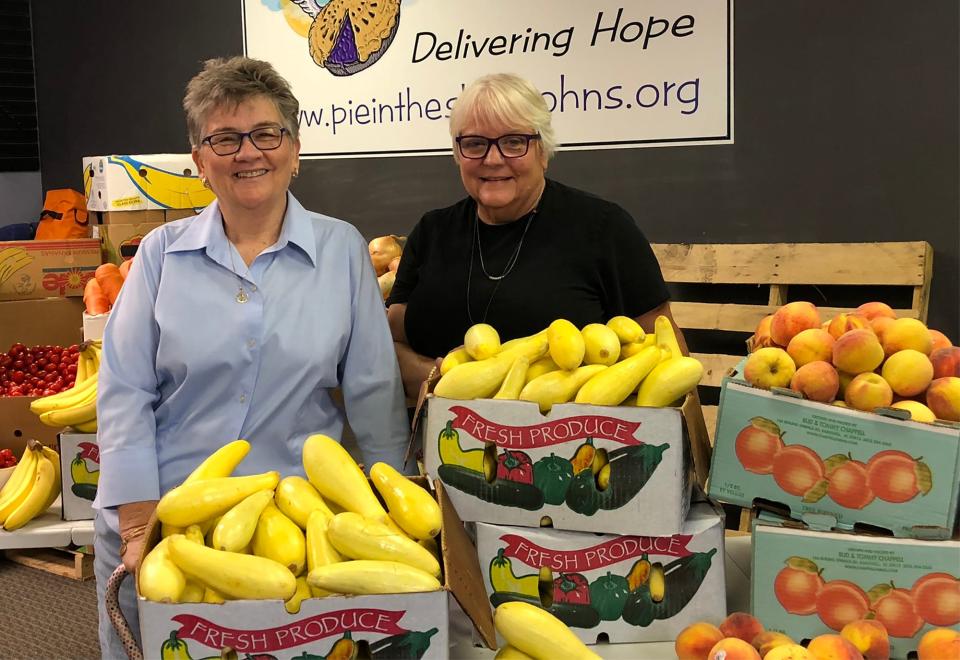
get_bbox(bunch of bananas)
[30,341,101,432]
[435,315,704,412]
[0,440,61,531]
[141,436,443,610]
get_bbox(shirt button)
[247,339,256,349]
[250,285,258,292]
[240,393,247,403]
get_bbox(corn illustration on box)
[83,154,216,212]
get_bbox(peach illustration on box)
[734,417,932,508]
[774,557,960,637]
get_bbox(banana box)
[82,154,216,212]
[708,369,960,539]
[98,222,164,265]
[421,394,694,536]
[136,480,496,660]
[751,517,960,659]
[89,210,165,225]
[0,239,101,301]
[476,500,726,646]
[57,433,98,521]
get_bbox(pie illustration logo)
[286,0,401,76]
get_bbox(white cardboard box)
[58,433,98,521]
[82,311,108,342]
[475,500,726,646]
[422,395,693,535]
[83,154,215,211]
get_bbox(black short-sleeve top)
[388,178,670,359]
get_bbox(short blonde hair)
[183,56,300,147]
[449,73,556,160]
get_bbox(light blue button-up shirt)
[94,194,409,509]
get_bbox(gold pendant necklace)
[228,243,250,304]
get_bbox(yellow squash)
[494,601,601,660]
[607,315,645,344]
[524,356,559,384]
[369,462,442,541]
[435,334,548,400]
[493,356,530,400]
[307,560,441,595]
[211,489,275,553]
[305,510,342,597]
[581,323,621,366]
[440,346,473,375]
[654,314,682,360]
[574,344,661,406]
[252,503,307,576]
[635,356,704,407]
[182,439,250,483]
[302,434,387,521]
[138,537,187,603]
[464,323,501,360]
[285,576,313,614]
[519,365,607,413]
[156,471,280,527]
[547,319,585,370]
[275,476,335,529]
[327,512,440,577]
[495,646,535,660]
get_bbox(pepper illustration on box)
[70,442,99,501]
[436,416,667,514]
[774,556,960,638]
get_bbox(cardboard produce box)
[58,433,98,521]
[99,222,163,265]
[0,239,101,301]
[136,480,495,660]
[83,154,215,211]
[82,311,108,342]
[752,519,960,659]
[90,209,165,225]
[708,372,960,539]
[475,500,726,646]
[422,395,694,535]
[165,208,202,222]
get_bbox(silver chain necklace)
[466,207,537,324]
[227,243,250,304]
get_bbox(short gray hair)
[449,73,557,160]
[183,56,300,147]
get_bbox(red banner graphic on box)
[77,441,99,464]
[448,406,642,448]
[172,609,407,653]
[500,533,693,571]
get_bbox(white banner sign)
[243,0,733,158]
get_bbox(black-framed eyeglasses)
[201,125,289,156]
[456,134,541,159]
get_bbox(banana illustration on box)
[107,156,215,210]
[0,246,33,285]
[0,440,62,530]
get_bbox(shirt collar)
[164,193,317,268]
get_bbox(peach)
[827,313,870,340]
[826,458,875,509]
[787,328,836,367]
[790,361,840,403]
[872,584,924,638]
[890,400,937,423]
[881,349,934,397]
[869,315,896,344]
[675,622,726,660]
[770,302,821,347]
[926,376,960,422]
[856,301,897,321]
[882,317,933,356]
[816,580,870,631]
[761,644,816,660]
[931,346,960,378]
[929,329,952,352]
[844,372,893,411]
[806,633,863,660]
[744,347,797,390]
[912,572,960,626]
[917,627,960,660]
[751,631,794,656]
[866,449,930,503]
[735,418,785,474]
[772,445,825,497]
[840,619,890,660]
[836,371,855,399]
[719,612,765,645]
[706,637,761,660]
[752,314,777,350]
[832,329,885,374]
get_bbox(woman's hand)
[118,500,159,574]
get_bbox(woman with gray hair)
[387,72,679,399]
[93,56,409,656]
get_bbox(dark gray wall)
[33,1,958,337]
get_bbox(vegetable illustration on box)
[435,407,667,514]
[70,441,99,501]
[621,548,718,627]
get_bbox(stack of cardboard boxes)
[708,363,960,657]
[422,389,727,648]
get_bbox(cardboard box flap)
[435,479,496,650]
[405,369,441,466]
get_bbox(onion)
[377,270,396,301]
[369,235,403,276]
[388,256,402,273]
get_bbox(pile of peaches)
[744,301,960,423]
[676,610,960,659]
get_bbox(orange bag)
[34,189,90,240]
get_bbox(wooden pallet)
[4,546,94,581]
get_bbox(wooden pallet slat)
[4,546,94,581]
[671,301,920,333]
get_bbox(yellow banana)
[307,560,441,595]
[72,418,98,433]
[29,375,98,414]
[251,503,306,576]
[635,356,704,407]
[39,397,98,427]
[139,537,187,603]
[211,489,275,552]
[108,155,215,209]
[494,601,601,660]
[493,356,530,400]
[274,476,334,529]
[4,454,57,530]
[39,446,62,512]
[327,512,440,577]
[182,439,250,483]
[167,534,297,601]
[305,510,342,598]
[74,350,89,385]
[0,446,40,524]
[156,471,280,526]
[370,463,442,541]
